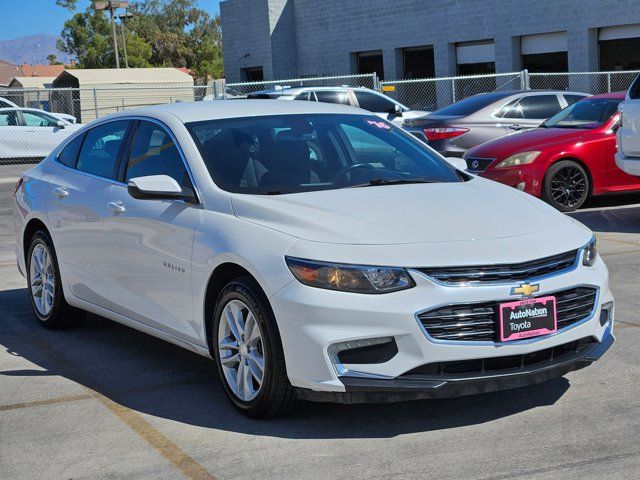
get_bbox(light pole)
[32,43,41,75]
[93,1,130,68]
[117,11,134,68]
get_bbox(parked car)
[464,93,634,211]
[403,90,589,156]
[0,97,77,124]
[14,100,614,418]
[246,86,430,126]
[0,108,82,161]
[615,75,640,175]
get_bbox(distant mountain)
[0,34,71,65]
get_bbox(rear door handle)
[107,201,126,214]
[52,187,69,198]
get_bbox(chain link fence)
[1,70,639,165]
[380,72,526,111]
[224,73,378,97]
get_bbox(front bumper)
[297,328,614,403]
[479,166,543,197]
[271,254,613,400]
[615,151,640,176]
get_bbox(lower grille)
[403,337,596,378]
[418,286,597,342]
[465,156,495,172]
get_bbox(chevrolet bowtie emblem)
[511,283,540,298]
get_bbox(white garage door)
[599,24,640,41]
[456,42,495,65]
[521,32,567,55]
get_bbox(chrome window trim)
[54,115,203,207]
[410,249,582,287]
[414,284,600,347]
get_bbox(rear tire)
[542,160,590,212]
[26,230,85,329]
[212,277,300,418]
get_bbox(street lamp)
[117,11,134,68]
[32,43,41,75]
[93,1,130,68]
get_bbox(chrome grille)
[418,250,579,285]
[465,157,495,172]
[418,286,597,342]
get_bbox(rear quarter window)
[58,133,85,168]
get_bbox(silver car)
[403,90,589,156]
[246,86,430,127]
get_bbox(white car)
[615,75,640,175]
[0,97,77,124]
[13,100,614,418]
[245,86,430,127]
[0,108,82,160]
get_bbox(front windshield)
[187,114,463,195]
[543,98,621,129]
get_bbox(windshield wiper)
[351,178,436,188]
[266,190,289,195]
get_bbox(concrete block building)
[220,0,640,83]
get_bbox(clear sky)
[0,0,222,41]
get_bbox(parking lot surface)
[1,165,640,480]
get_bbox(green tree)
[47,54,63,65]
[124,32,153,68]
[57,7,117,68]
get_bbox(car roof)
[249,86,375,95]
[585,92,626,100]
[117,99,370,123]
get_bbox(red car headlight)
[494,151,541,169]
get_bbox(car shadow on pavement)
[569,204,640,234]
[0,287,570,439]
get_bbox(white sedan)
[0,108,82,160]
[13,100,614,418]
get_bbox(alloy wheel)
[549,165,587,210]
[217,299,266,402]
[30,243,55,317]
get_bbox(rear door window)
[76,120,129,179]
[518,95,562,119]
[0,110,19,126]
[314,90,351,105]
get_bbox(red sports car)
[464,92,640,211]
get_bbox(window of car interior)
[0,110,18,126]
[124,120,194,191]
[76,120,129,180]
[57,133,85,168]
[314,90,351,105]
[564,94,587,106]
[22,111,59,128]
[517,95,561,119]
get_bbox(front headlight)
[582,236,597,266]
[494,151,541,169]
[285,257,415,294]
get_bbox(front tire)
[542,160,590,212]
[212,277,300,418]
[26,230,85,329]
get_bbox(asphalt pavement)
[0,165,639,480]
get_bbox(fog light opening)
[600,302,614,327]
[328,336,397,376]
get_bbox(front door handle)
[107,201,126,215]
[509,124,525,131]
[52,187,69,198]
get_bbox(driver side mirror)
[445,157,468,171]
[56,120,67,129]
[128,175,196,203]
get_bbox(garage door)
[521,32,567,55]
[456,41,495,64]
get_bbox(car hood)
[231,177,579,245]
[471,127,589,156]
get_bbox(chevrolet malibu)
[13,100,614,418]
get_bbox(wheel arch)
[203,262,269,356]
[545,156,594,196]
[23,217,51,265]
